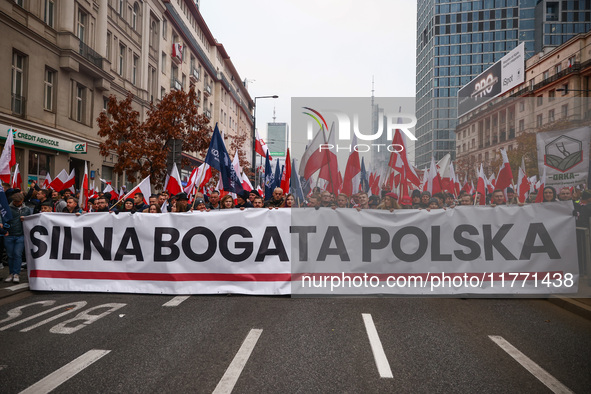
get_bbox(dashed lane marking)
[362,313,393,378]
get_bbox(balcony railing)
[11,93,25,116]
[171,78,182,90]
[190,68,200,81]
[79,40,103,68]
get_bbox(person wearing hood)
[235,191,254,209]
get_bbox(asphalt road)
[0,292,589,393]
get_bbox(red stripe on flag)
[30,270,291,282]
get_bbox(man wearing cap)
[194,198,207,212]
[175,193,190,212]
[248,190,261,203]
[505,187,518,205]
[235,191,254,209]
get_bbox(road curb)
[0,283,30,300]
[547,297,591,321]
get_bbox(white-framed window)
[162,19,167,39]
[132,3,139,30]
[119,44,126,76]
[132,55,138,85]
[555,64,561,74]
[106,31,112,61]
[77,9,87,43]
[11,51,26,115]
[44,0,55,28]
[75,83,86,123]
[44,68,55,111]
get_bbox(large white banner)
[536,126,591,189]
[24,203,578,295]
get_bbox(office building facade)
[415,0,590,168]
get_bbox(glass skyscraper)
[415,0,590,168]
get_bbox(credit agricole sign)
[0,124,87,154]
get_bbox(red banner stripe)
[30,270,292,282]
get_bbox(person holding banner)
[220,195,234,210]
[542,186,558,203]
[3,193,32,283]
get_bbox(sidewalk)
[547,274,591,321]
[1,266,590,320]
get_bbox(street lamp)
[252,95,278,184]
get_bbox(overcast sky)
[200,0,418,144]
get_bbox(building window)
[106,33,113,63]
[132,3,139,30]
[161,87,165,99]
[119,44,126,76]
[161,52,166,73]
[118,0,124,15]
[537,95,543,106]
[543,71,549,80]
[555,64,561,74]
[536,114,543,128]
[11,51,26,116]
[44,68,55,111]
[549,89,555,101]
[162,19,167,39]
[562,104,568,118]
[77,9,87,43]
[519,119,524,132]
[548,109,555,123]
[132,55,138,85]
[74,83,86,123]
[44,0,55,28]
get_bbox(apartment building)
[0,0,253,189]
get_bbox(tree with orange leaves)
[97,87,212,190]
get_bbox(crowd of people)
[0,180,589,284]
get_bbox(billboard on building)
[458,43,525,118]
[267,123,288,157]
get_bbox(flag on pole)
[121,176,151,204]
[80,162,89,210]
[496,148,514,192]
[426,157,442,194]
[42,172,52,189]
[534,165,547,203]
[255,130,272,160]
[516,157,530,203]
[342,135,361,196]
[0,183,13,222]
[299,125,328,180]
[164,163,183,196]
[280,148,291,193]
[264,151,274,199]
[0,128,16,183]
[204,124,243,194]
[476,164,487,205]
[11,164,21,189]
[359,157,369,193]
[317,124,339,194]
[290,158,305,203]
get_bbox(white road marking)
[213,329,263,394]
[5,283,29,291]
[162,296,190,307]
[488,335,574,394]
[362,313,393,378]
[19,349,110,394]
